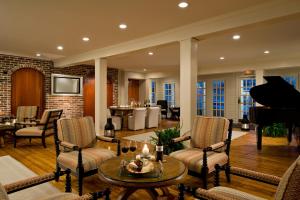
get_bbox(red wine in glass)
[121,147,129,153]
[130,146,136,152]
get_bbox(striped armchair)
[0,170,110,200]
[195,155,300,200]
[170,116,233,189]
[54,116,120,196]
[14,109,63,148]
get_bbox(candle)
[136,154,141,160]
[142,144,149,156]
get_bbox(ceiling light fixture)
[148,51,154,56]
[36,53,41,57]
[82,37,90,42]
[119,24,127,29]
[219,57,225,60]
[178,2,189,8]
[143,68,147,72]
[264,50,270,54]
[57,45,64,50]
[232,34,240,40]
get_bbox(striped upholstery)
[190,116,230,149]
[16,106,38,122]
[275,156,300,200]
[15,126,53,136]
[57,117,96,149]
[170,148,228,173]
[206,186,266,200]
[0,183,9,200]
[57,148,115,172]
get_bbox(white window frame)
[163,82,175,106]
[212,80,225,117]
[240,78,256,119]
[197,81,206,115]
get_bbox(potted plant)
[263,123,287,137]
[150,124,184,155]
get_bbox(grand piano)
[249,76,300,150]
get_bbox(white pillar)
[180,38,198,134]
[255,69,264,106]
[95,58,107,134]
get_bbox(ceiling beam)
[54,0,300,67]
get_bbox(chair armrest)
[60,141,79,151]
[97,135,119,143]
[195,188,231,200]
[171,131,191,143]
[205,141,226,151]
[4,172,56,194]
[230,166,281,186]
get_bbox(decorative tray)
[119,159,162,178]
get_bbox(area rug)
[0,155,60,200]
[123,130,248,144]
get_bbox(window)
[213,80,225,117]
[150,80,156,104]
[197,81,206,115]
[240,78,256,118]
[164,83,175,106]
[282,76,297,88]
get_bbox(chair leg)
[78,173,83,196]
[178,183,185,200]
[42,137,46,148]
[55,165,61,181]
[214,164,220,186]
[225,163,231,183]
[29,138,32,143]
[65,169,72,193]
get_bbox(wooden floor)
[0,120,299,200]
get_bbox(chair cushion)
[57,117,96,149]
[170,148,228,173]
[40,193,79,200]
[57,148,115,172]
[0,183,9,200]
[190,116,229,149]
[204,186,266,200]
[15,127,47,136]
[275,156,300,200]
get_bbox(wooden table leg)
[118,188,160,200]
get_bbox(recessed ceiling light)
[178,2,189,8]
[220,57,225,60]
[119,24,127,29]
[143,68,147,72]
[57,45,64,50]
[232,34,240,40]
[264,50,270,54]
[148,51,154,56]
[82,37,90,42]
[36,53,41,57]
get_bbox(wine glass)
[121,141,129,154]
[129,140,137,153]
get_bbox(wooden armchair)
[0,170,110,200]
[14,109,63,148]
[54,116,121,196]
[170,116,233,189]
[195,155,300,200]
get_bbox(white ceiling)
[107,14,300,73]
[0,0,271,60]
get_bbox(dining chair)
[157,100,168,119]
[170,116,233,189]
[14,109,63,148]
[54,116,120,196]
[145,107,160,128]
[195,155,300,200]
[128,108,147,130]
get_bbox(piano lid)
[250,76,300,108]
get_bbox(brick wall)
[0,54,118,118]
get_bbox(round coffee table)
[98,156,187,200]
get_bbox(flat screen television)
[51,74,83,96]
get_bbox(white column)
[95,58,107,134]
[255,69,264,106]
[180,38,198,134]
